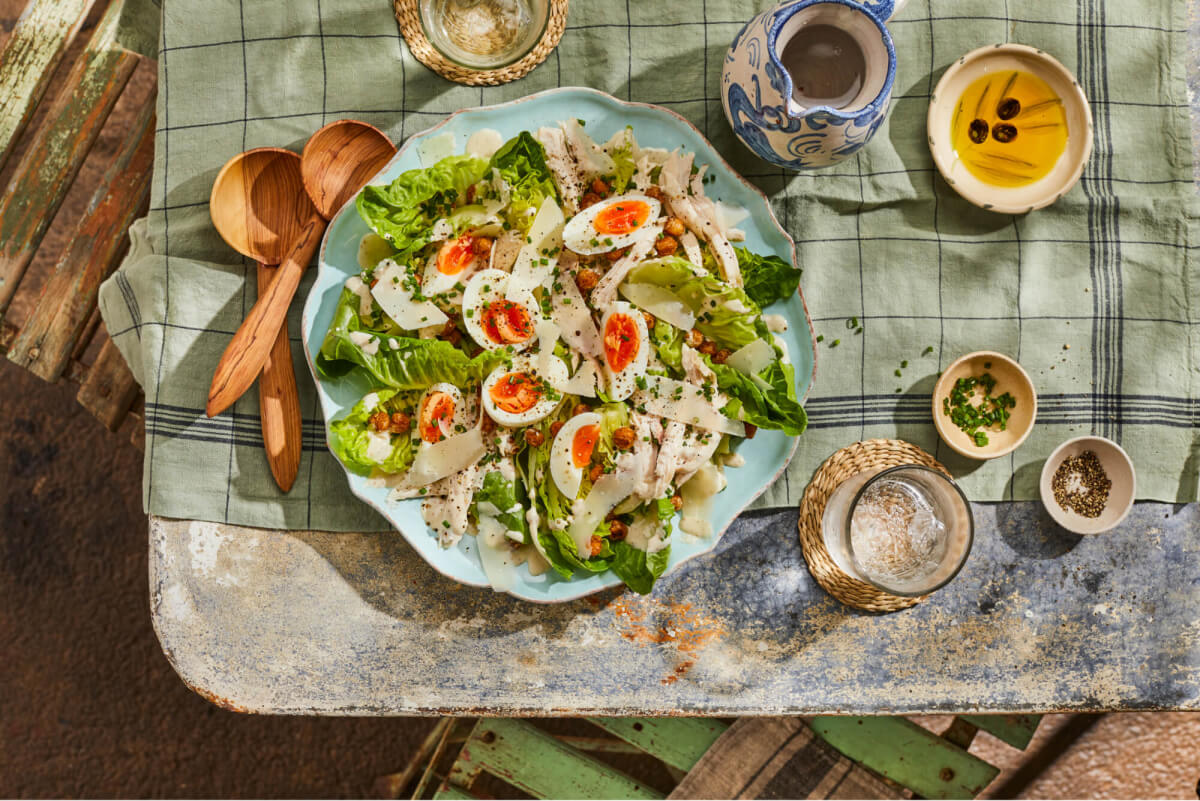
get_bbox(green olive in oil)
[950,70,1069,187]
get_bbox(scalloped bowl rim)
[300,86,816,603]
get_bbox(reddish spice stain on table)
[607,595,726,684]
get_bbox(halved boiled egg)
[562,193,661,255]
[462,268,541,352]
[600,301,649,401]
[481,354,567,427]
[422,231,483,297]
[415,383,467,444]
[549,412,602,499]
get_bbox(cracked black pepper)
[1051,450,1111,518]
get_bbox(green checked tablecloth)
[99,0,1200,531]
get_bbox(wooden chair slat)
[431,782,477,800]
[0,0,96,172]
[77,335,139,431]
[446,719,663,800]
[586,717,729,772]
[810,716,1001,800]
[9,99,154,380]
[960,714,1042,750]
[0,0,138,316]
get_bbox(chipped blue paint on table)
[147,8,1200,716]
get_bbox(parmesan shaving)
[632,376,745,437]
[408,428,486,486]
[566,453,639,556]
[725,338,775,376]
[618,282,696,331]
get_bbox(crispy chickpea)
[439,319,461,345]
[389,412,412,434]
[590,178,610,196]
[549,420,565,439]
[369,411,390,432]
[605,247,629,262]
[654,235,679,256]
[699,340,717,356]
[664,216,686,238]
[744,423,758,439]
[580,192,602,210]
[686,328,704,348]
[588,463,604,483]
[572,403,592,418]
[481,415,497,436]
[473,236,493,257]
[611,426,636,451]
[524,428,545,447]
[642,311,657,331]
[644,185,665,201]
[589,534,605,557]
[575,268,600,292]
[607,519,629,541]
[713,348,732,365]
[671,494,684,511]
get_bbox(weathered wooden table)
[148,12,1200,716]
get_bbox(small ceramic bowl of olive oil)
[927,43,1093,214]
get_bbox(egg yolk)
[480,300,533,344]
[436,234,476,275]
[604,313,640,373]
[571,424,601,468]
[419,392,455,443]
[488,372,542,414]
[592,200,650,236]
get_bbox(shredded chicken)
[589,221,663,309]
[418,463,481,548]
[658,150,743,287]
[678,230,703,268]
[536,126,583,215]
[673,428,724,489]
[629,411,660,500]
[549,253,603,358]
[648,420,687,500]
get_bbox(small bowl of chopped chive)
[1039,436,1135,534]
[932,350,1037,459]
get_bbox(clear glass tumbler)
[418,0,550,70]
[820,464,974,596]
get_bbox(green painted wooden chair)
[381,714,1041,800]
[0,0,151,447]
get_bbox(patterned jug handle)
[861,0,909,22]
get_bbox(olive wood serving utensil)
[209,147,312,491]
[206,120,396,419]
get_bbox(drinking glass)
[821,465,973,596]
[419,0,550,70]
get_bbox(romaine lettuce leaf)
[736,247,802,308]
[328,389,414,476]
[356,154,489,260]
[473,469,529,544]
[710,357,808,436]
[488,132,559,234]
[609,540,670,595]
[317,288,509,389]
[608,127,637,193]
[625,256,762,349]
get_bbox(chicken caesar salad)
[316,119,805,594]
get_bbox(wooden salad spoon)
[210,147,314,491]
[206,120,396,419]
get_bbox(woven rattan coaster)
[797,439,951,613]
[394,0,568,86]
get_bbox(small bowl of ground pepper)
[932,350,1037,459]
[1039,436,1135,535]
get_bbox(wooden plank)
[8,99,154,379]
[960,714,1042,750]
[446,719,662,800]
[0,0,95,172]
[76,336,139,430]
[0,0,139,315]
[586,717,728,772]
[941,717,980,750]
[810,716,1000,800]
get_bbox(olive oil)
[950,70,1068,187]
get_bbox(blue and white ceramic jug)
[722,0,907,169]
